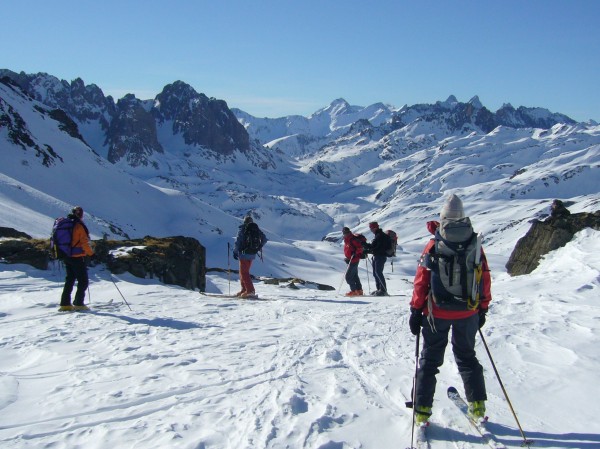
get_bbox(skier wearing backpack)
[58,206,95,311]
[365,221,389,296]
[233,216,267,299]
[342,227,364,296]
[408,194,492,426]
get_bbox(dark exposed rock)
[0,238,49,270]
[48,108,85,142]
[154,81,250,156]
[0,71,251,165]
[107,94,164,166]
[506,202,600,276]
[0,227,32,239]
[94,236,206,291]
[0,233,206,291]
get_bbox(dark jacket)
[233,223,267,260]
[369,228,389,257]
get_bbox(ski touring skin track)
[199,292,270,301]
[447,386,508,449]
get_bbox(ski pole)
[409,332,420,449]
[110,274,133,311]
[227,242,231,296]
[338,255,354,293]
[478,329,533,447]
[365,257,371,293]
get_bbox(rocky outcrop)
[0,237,49,270]
[94,236,206,291]
[506,203,600,276]
[0,227,32,239]
[0,233,206,291]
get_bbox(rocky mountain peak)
[154,81,249,155]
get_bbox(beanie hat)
[244,216,253,224]
[342,227,351,235]
[440,194,465,220]
[369,221,379,231]
[72,206,84,218]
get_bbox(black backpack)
[385,230,398,257]
[423,219,483,311]
[241,222,264,255]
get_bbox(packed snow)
[1,223,599,448]
[1,75,600,448]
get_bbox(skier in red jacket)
[342,227,364,296]
[409,194,492,426]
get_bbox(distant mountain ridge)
[0,70,253,167]
[234,94,577,148]
[1,69,599,264]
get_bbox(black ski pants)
[60,257,89,306]
[345,261,362,291]
[415,313,487,408]
[371,255,387,293]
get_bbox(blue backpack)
[50,217,84,259]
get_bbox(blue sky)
[3,1,599,121]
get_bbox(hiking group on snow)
[50,194,498,436]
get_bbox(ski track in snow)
[1,234,600,449]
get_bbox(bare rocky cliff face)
[153,81,250,156]
[0,71,251,167]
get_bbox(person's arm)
[73,223,94,256]
[410,241,435,310]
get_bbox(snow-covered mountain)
[1,69,599,272]
[1,70,600,449]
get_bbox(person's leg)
[346,262,360,292]
[72,258,89,306]
[60,259,76,306]
[237,260,246,296]
[451,314,487,402]
[240,259,254,293]
[372,256,387,293]
[415,317,451,408]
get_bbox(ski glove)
[478,309,487,328]
[233,252,239,260]
[409,307,423,336]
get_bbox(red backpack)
[352,233,368,259]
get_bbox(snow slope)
[0,225,599,448]
[2,72,600,448]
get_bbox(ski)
[200,292,239,299]
[414,422,430,449]
[200,292,268,301]
[447,386,507,449]
[405,402,430,449]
